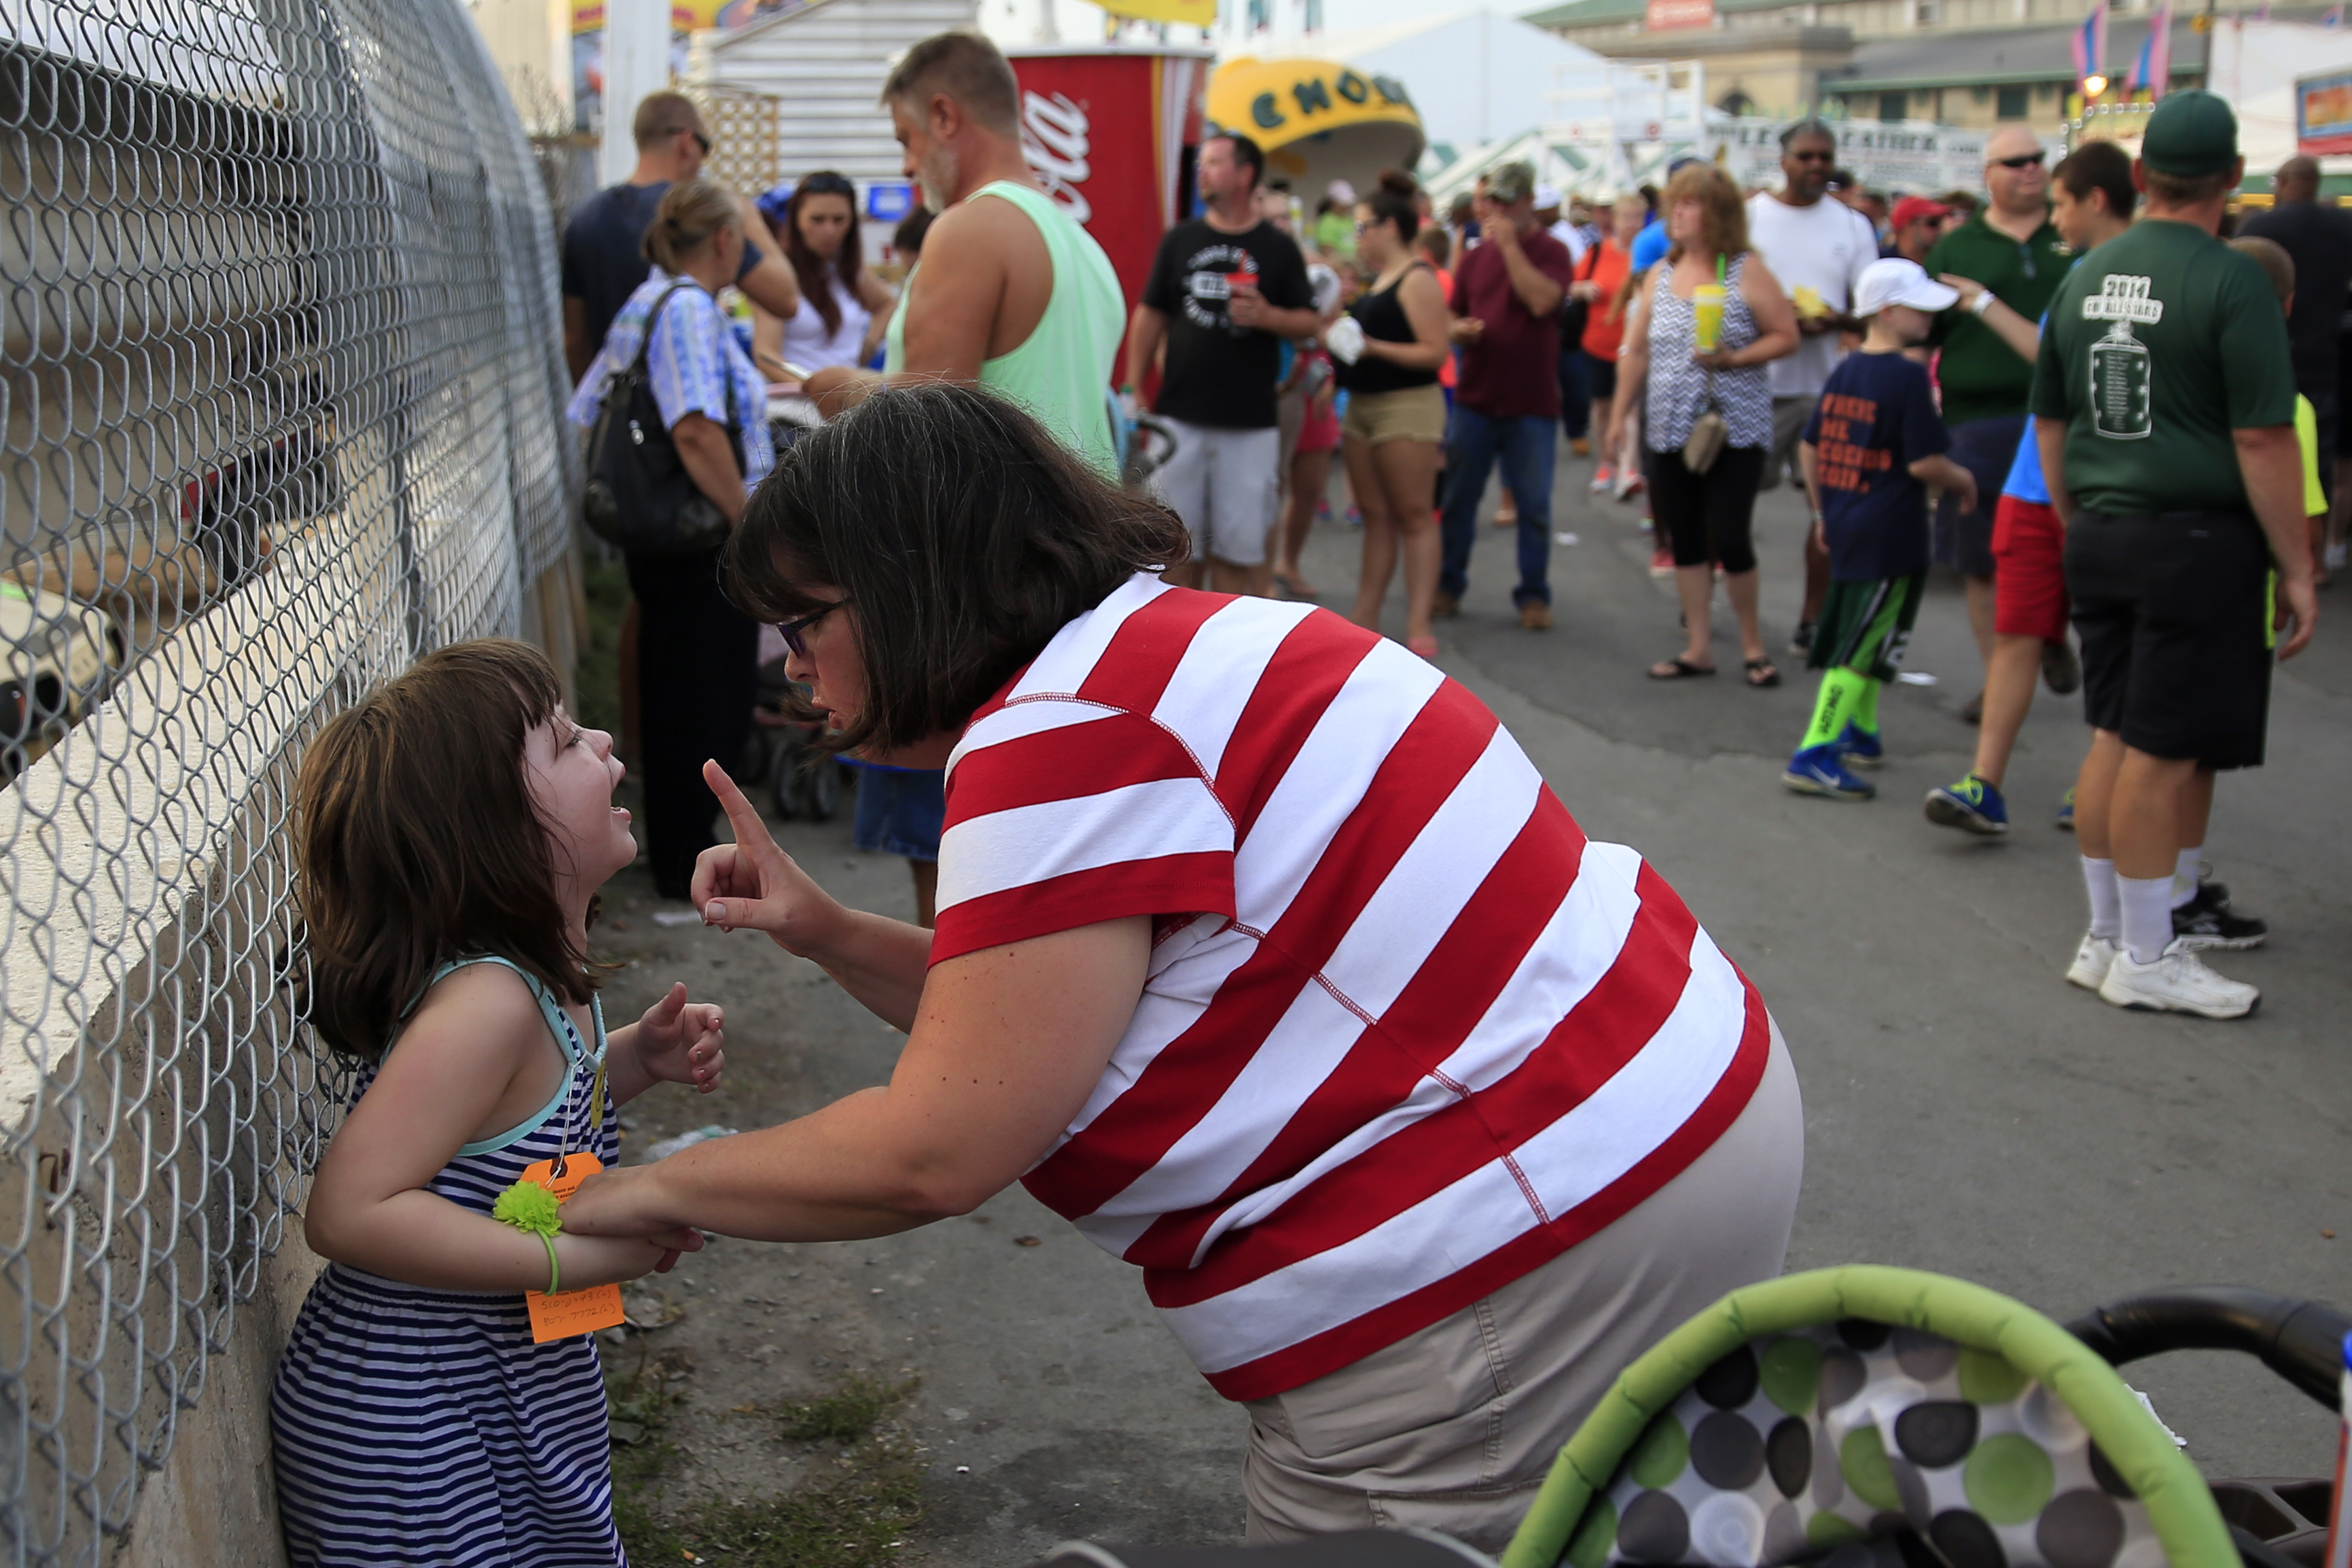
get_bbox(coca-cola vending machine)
[1003,43,1216,316]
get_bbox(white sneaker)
[2065,931,2119,991]
[2096,940,2260,1018]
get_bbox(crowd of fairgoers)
[1134,99,2334,1026]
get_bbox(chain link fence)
[0,0,577,1559]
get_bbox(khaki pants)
[1241,1023,1804,1552]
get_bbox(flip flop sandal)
[1745,658,1781,688]
[1649,656,1716,679]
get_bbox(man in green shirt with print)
[1925,125,2071,715]
[2031,90,2315,1020]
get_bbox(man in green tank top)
[802,32,1125,480]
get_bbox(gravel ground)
[588,781,1248,1567]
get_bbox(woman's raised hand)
[692,759,845,955]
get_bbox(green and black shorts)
[1806,573,1925,681]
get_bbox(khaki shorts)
[1241,1021,1804,1554]
[1341,382,1447,446]
[1760,394,1813,491]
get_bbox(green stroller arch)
[1500,1265,2237,1568]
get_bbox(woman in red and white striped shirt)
[561,383,1804,1550]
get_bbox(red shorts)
[1991,495,2068,643]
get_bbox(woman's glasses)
[776,599,847,658]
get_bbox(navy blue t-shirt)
[1801,349,1947,582]
[561,181,766,355]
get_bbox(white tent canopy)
[1230,9,1620,156]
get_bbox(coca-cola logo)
[1022,90,1092,225]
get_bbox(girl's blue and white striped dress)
[272,957,626,1568]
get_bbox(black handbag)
[582,280,740,558]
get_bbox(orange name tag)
[516,1151,628,1344]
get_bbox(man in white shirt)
[1745,119,1877,652]
[1538,184,1588,264]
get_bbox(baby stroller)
[1033,1266,2349,1568]
[745,623,854,821]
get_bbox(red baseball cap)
[1891,195,1953,229]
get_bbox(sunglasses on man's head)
[776,599,848,659]
[801,173,855,196]
[1994,152,2046,169]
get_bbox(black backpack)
[581,280,741,557]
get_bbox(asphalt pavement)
[600,436,2352,1564]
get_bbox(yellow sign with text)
[1207,56,1421,152]
[1097,0,1218,24]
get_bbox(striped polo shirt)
[933,574,1768,1401]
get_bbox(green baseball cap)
[1486,160,1536,206]
[2139,89,2239,177]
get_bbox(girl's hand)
[632,983,725,1094]
[554,1228,703,1289]
[1692,348,1740,371]
[694,761,849,955]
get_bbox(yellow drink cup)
[1692,284,1727,353]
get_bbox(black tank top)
[1336,261,1440,395]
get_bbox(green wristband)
[539,1232,560,1297]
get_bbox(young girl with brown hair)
[272,639,723,1567]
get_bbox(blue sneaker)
[2056,786,2075,831]
[1783,745,1876,800]
[1835,722,1883,769]
[1923,773,2010,836]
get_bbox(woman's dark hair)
[724,383,1190,755]
[774,171,863,338]
[298,639,601,1060]
[2054,140,2137,222]
[1361,169,1421,243]
[893,204,933,260]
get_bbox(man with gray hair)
[1923,124,2069,715]
[803,32,1126,480]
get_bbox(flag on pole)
[2130,3,2173,96]
[2071,3,2109,92]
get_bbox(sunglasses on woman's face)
[776,599,848,659]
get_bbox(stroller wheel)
[802,756,843,822]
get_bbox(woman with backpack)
[568,179,773,900]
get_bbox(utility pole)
[599,0,671,186]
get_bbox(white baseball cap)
[1853,257,1959,317]
[1534,183,1563,209]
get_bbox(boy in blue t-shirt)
[1783,259,1981,800]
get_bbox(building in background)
[1510,0,2345,124]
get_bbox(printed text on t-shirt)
[1811,391,1894,493]
[1180,245,1260,334]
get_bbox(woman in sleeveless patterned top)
[1608,164,1799,687]
[274,641,726,1567]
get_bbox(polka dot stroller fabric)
[1568,1321,2160,1568]
[1501,1268,2236,1568]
